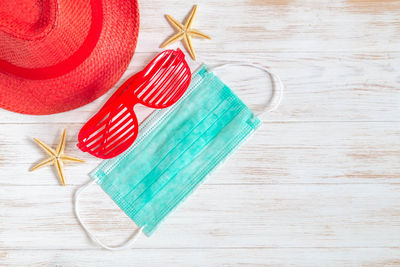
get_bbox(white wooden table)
[1,0,400,266]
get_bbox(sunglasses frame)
[77,49,191,159]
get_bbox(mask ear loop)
[74,180,145,250]
[209,63,284,116]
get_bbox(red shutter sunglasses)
[77,49,191,159]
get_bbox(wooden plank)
[0,121,398,186]
[135,0,400,53]
[0,51,398,123]
[0,122,398,186]
[1,248,400,267]
[0,184,399,249]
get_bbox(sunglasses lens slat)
[135,49,190,108]
[78,102,139,159]
[148,57,185,105]
[85,111,133,152]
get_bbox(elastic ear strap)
[210,63,284,116]
[74,180,144,251]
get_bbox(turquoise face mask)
[75,63,283,250]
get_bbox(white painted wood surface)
[1,0,400,266]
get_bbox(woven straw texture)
[0,0,140,115]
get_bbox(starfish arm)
[33,138,56,156]
[55,159,66,186]
[30,157,54,172]
[183,34,196,60]
[56,129,67,156]
[165,15,185,31]
[60,154,85,163]
[188,29,211,39]
[160,32,185,48]
[185,5,198,29]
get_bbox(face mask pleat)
[134,110,258,234]
[121,94,239,217]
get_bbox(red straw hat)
[0,0,140,115]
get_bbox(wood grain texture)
[2,248,400,267]
[0,0,399,266]
[1,184,400,249]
